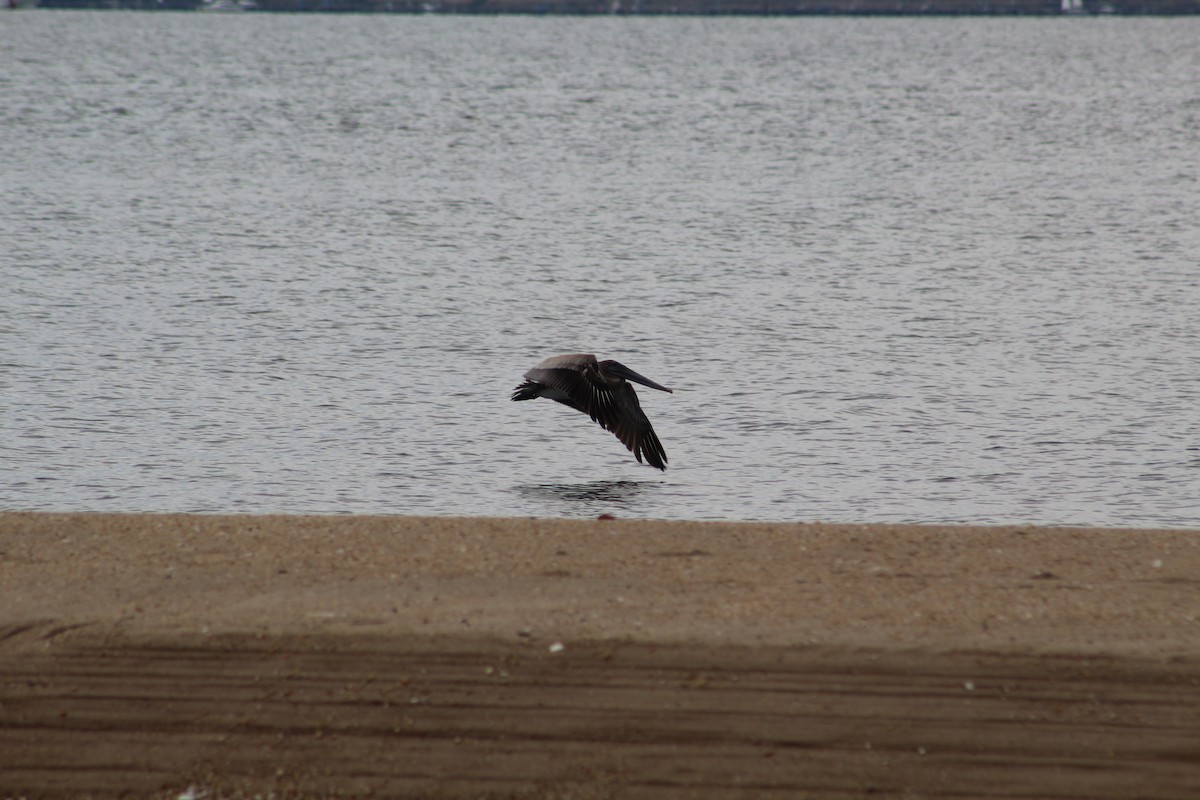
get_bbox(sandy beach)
[3,512,1199,798]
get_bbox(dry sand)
[2,512,1199,798]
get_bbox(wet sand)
[3,512,1199,798]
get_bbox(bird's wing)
[611,383,668,471]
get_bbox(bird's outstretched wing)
[611,383,668,471]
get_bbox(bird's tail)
[511,381,542,402]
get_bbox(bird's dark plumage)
[512,353,672,470]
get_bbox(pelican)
[512,354,673,471]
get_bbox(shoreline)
[4,512,1200,797]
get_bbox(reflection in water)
[515,480,654,510]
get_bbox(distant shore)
[3,512,1199,797]
[29,0,1200,14]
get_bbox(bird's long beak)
[611,362,673,393]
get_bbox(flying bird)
[512,353,673,470]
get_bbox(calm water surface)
[3,13,1199,526]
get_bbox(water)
[3,12,1199,526]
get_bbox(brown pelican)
[512,354,673,471]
